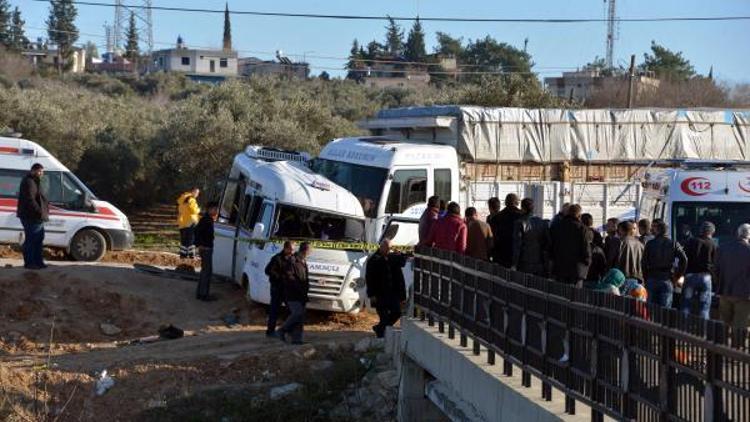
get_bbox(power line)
[31,0,750,23]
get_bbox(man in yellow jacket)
[177,187,201,258]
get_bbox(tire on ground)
[70,229,107,262]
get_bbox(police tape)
[214,233,414,253]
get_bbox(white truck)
[0,136,134,260]
[214,146,376,313]
[639,162,750,245]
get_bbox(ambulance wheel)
[70,229,107,262]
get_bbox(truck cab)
[214,146,371,313]
[311,137,460,243]
[639,162,750,245]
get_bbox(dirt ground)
[0,261,379,421]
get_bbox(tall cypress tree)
[0,0,11,48]
[223,2,232,51]
[46,0,79,71]
[384,16,403,55]
[404,17,426,62]
[9,7,29,51]
[124,11,138,63]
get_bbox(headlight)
[123,219,131,231]
[355,277,365,288]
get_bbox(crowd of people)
[419,193,750,332]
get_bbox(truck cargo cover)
[370,106,750,163]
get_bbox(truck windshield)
[310,159,387,218]
[274,204,366,242]
[672,202,750,246]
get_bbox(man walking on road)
[279,242,312,345]
[366,239,407,338]
[464,207,493,260]
[716,224,750,332]
[194,202,218,301]
[264,240,295,337]
[682,222,717,319]
[16,163,49,270]
[177,187,201,259]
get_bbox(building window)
[181,57,190,66]
[220,58,228,68]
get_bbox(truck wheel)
[70,229,107,261]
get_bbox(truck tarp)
[372,106,750,163]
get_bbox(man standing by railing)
[424,202,467,254]
[512,198,549,277]
[464,207,493,261]
[716,224,750,333]
[642,219,687,309]
[682,221,717,319]
[550,204,591,286]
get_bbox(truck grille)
[308,273,346,297]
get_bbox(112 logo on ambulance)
[680,177,713,196]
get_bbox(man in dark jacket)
[581,213,606,282]
[616,221,645,282]
[682,221,717,319]
[418,195,440,246]
[264,240,295,337]
[717,224,750,332]
[194,202,219,301]
[603,217,621,269]
[279,242,311,344]
[366,239,407,338]
[491,193,523,267]
[16,163,49,269]
[642,219,687,308]
[550,204,591,285]
[512,198,550,276]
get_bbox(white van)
[214,146,372,313]
[639,161,750,245]
[0,136,134,260]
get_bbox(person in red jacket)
[424,202,467,254]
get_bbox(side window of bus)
[219,178,243,225]
[434,169,452,202]
[258,202,275,237]
[385,169,427,214]
[242,195,263,230]
[0,169,25,198]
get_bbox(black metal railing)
[412,246,750,422]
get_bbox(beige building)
[544,69,660,102]
[150,37,238,82]
[23,47,87,73]
[362,73,431,89]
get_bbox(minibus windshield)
[274,204,365,242]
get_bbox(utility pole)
[627,54,636,108]
[605,0,617,70]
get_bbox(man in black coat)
[194,202,219,301]
[550,204,591,285]
[512,198,550,276]
[279,242,311,345]
[491,193,523,267]
[16,163,49,269]
[366,239,407,338]
[264,240,295,337]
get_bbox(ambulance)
[0,136,134,260]
[214,146,373,313]
[639,161,750,245]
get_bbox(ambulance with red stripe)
[639,161,750,246]
[0,136,134,261]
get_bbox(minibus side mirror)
[251,222,265,239]
[77,191,94,211]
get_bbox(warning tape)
[215,233,414,253]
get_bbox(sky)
[16,0,750,84]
